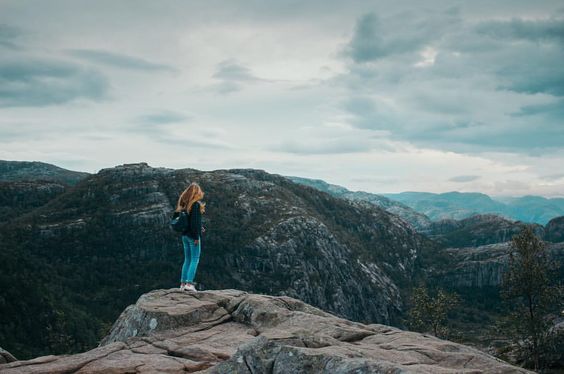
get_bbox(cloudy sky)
[1,0,563,197]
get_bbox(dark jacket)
[173,201,202,240]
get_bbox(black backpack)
[170,211,189,233]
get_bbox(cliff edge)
[0,289,530,373]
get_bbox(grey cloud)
[210,60,271,94]
[511,100,564,119]
[0,125,44,142]
[435,29,564,97]
[0,120,93,143]
[213,60,262,82]
[540,173,564,181]
[212,81,244,95]
[151,132,235,150]
[126,110,231,149]
[344,96,375,117]
[342,91,564,154]
[268,136,392,155]
[127,111,190,140]
[135,111,190,125]
[0,57,109,107]
[449,175,480,183]
[441,19,564,97]
[0,24,22,49]
[409,89,473,116]
[344,12,425,62]
[343,9,460,62]
[433,43,564,98]
[494,44,564,96]
[345,13,387,62]
[343,96,397,130]
[475,17,564,44]
[125,113,232,149]
[467,124,564,152]
[67,49,177,72]
[501,72,564,97]
[339,11,564,154]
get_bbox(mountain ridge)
[0,162,436,359]
[384,191,564,224]
[2,160,561,225]
[0,160,89,186]
[286,175,432,231]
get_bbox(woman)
[173,182,206,291]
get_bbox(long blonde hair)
[175,182,206,214]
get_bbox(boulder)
[0,347,17,364]
[0,289,531,373]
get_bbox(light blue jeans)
[181,235,201,283]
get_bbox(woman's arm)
[190,202,202,241]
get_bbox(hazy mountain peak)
[0,160,89,185]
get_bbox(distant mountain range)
[285,176,432,231]
[286,176,563,247]
[383,191,564,225]
[0,160,89,185]
[285,175,564,225]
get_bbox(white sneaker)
[185,283,197,292]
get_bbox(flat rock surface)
[0,289,531,373]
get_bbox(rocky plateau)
[0,289,531,374]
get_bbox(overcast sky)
[1,1,563,197]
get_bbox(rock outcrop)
[0,180,67,222]
[0,289,530,373]
[427,214,543,248]
[545,216,564,243]
[0,347,17,364]
[436,241,564,289]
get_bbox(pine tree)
[500,226,563,371]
